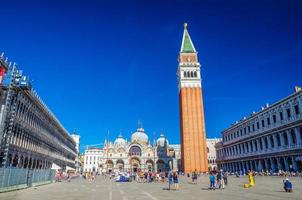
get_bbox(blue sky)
[1,0,301,152]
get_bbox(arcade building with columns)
[0,55,77,170]
[216,87,302,173]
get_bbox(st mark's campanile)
[177,23,208,173]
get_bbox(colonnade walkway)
[0,175,302,200]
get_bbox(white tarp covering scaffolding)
[66,166,75,171]
[51,163,61,171]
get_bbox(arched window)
[194,71,197,77]
[190,71,194,78]
[184,71,187,77]
[129,146,142,156]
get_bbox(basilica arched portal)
[146,159,154,172]
[106,160,114,172]
[130,157,141,172]
[116,159,125,172]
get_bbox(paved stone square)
[0,176,302,200]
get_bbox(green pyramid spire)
[180,23,196,53]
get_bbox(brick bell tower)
[177,23,208,173]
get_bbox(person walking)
[173,171,179,190]
[192,169,198,184]
[223,171,228,186]
[216,171,224,189]
[168,171,173,191]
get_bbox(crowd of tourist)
[83,171,97,181]
[55,170,78,182]
[74,168,297,193]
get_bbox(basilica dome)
[114,134,126,146]
[131,128,149,144]
[157,133,169,147]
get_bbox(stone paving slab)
[0,175,301,200]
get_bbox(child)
[209,172,216,190]
[173,171,179,190]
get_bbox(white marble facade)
[206,138,221,171]
[84,128,180,173]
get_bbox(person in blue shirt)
[209,172,216,190]
[283,178,293,192]
[168,171,173,191]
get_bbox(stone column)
[279,132,284,146]
[256,139,261,152]
[277,158,282,171]
[246,161,250,173]
[253,160,257,171]
[248,142,252,152]
[261,160,264,171]
[248,160,252,171]
[252,140,256,152]
[291,156,298,172]
[17,155,22,168]
[257,160,261,171]
[273,134,278,148]
[245,161,249,172]
[243,162,247,172]
[240,162,243,172]
[286,130,292,146]
[270,158,276,172]
[294,127,301,144]
[283,157,289,171]
[264,159,268,171]
[261,137,265,150]
[267,136,272,149]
